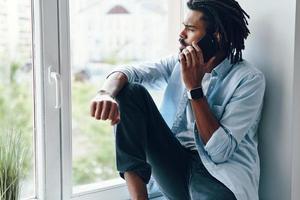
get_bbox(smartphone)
[197,34,218,63]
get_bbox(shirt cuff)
[106,69,133,82]
[204,126,229,156]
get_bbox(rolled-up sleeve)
[106,55,177,89]
[203,72,266,164]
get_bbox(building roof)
[107,5,130,14]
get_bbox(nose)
[179,28,187,39]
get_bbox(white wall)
[238,0,299,199]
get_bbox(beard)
[179,38,188,53]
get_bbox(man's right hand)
[90,93,120,125]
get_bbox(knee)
[116,83,149,102]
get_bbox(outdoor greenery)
[0,128,29,200]
[0,60,119,192]
[0,61,35,198]
[0,62,33,164]
[72,81,119,185]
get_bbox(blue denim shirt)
[109,55,265,200]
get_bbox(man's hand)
[90,93,120,125]
[179,41,216,90]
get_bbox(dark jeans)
[114,83,236,200]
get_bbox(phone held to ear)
[179,34,218,63]
[197,34,218,63]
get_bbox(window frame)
[30,0,300,199]
[30,0,184,199]
[32,0,62,199]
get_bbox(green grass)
[0,128,29,200]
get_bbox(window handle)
[48,66,61,109]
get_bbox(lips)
[179,38,187,52]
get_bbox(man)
[90,0,265,199]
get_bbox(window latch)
[48,66,61,109]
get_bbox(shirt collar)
[211,58,233,79]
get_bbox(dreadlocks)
[187,0,250,64]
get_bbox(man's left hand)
[179,41,216,90]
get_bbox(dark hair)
[187,0,250,64]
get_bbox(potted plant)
[0,128,28,200]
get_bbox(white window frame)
[30,0,185,199]
[60,0,185,199]
[32,0,62,199]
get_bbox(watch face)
[189,87,203,100]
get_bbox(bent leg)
[114,83,193,200]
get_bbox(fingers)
[90,101,97,117]
[111,110,120,125]
[100,101,111,120]
[192,41,201,52]
[180,41,205,68]
[186,46,198,66]
[108,103,120,125]
[108,105,116,121]
[91,96,120,125]
[94,101,103,120]
[192,41,204,64]
[179,53,186,65]
[182,48,192,67]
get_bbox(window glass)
[70,0,174,189]
[0,0,35,198]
